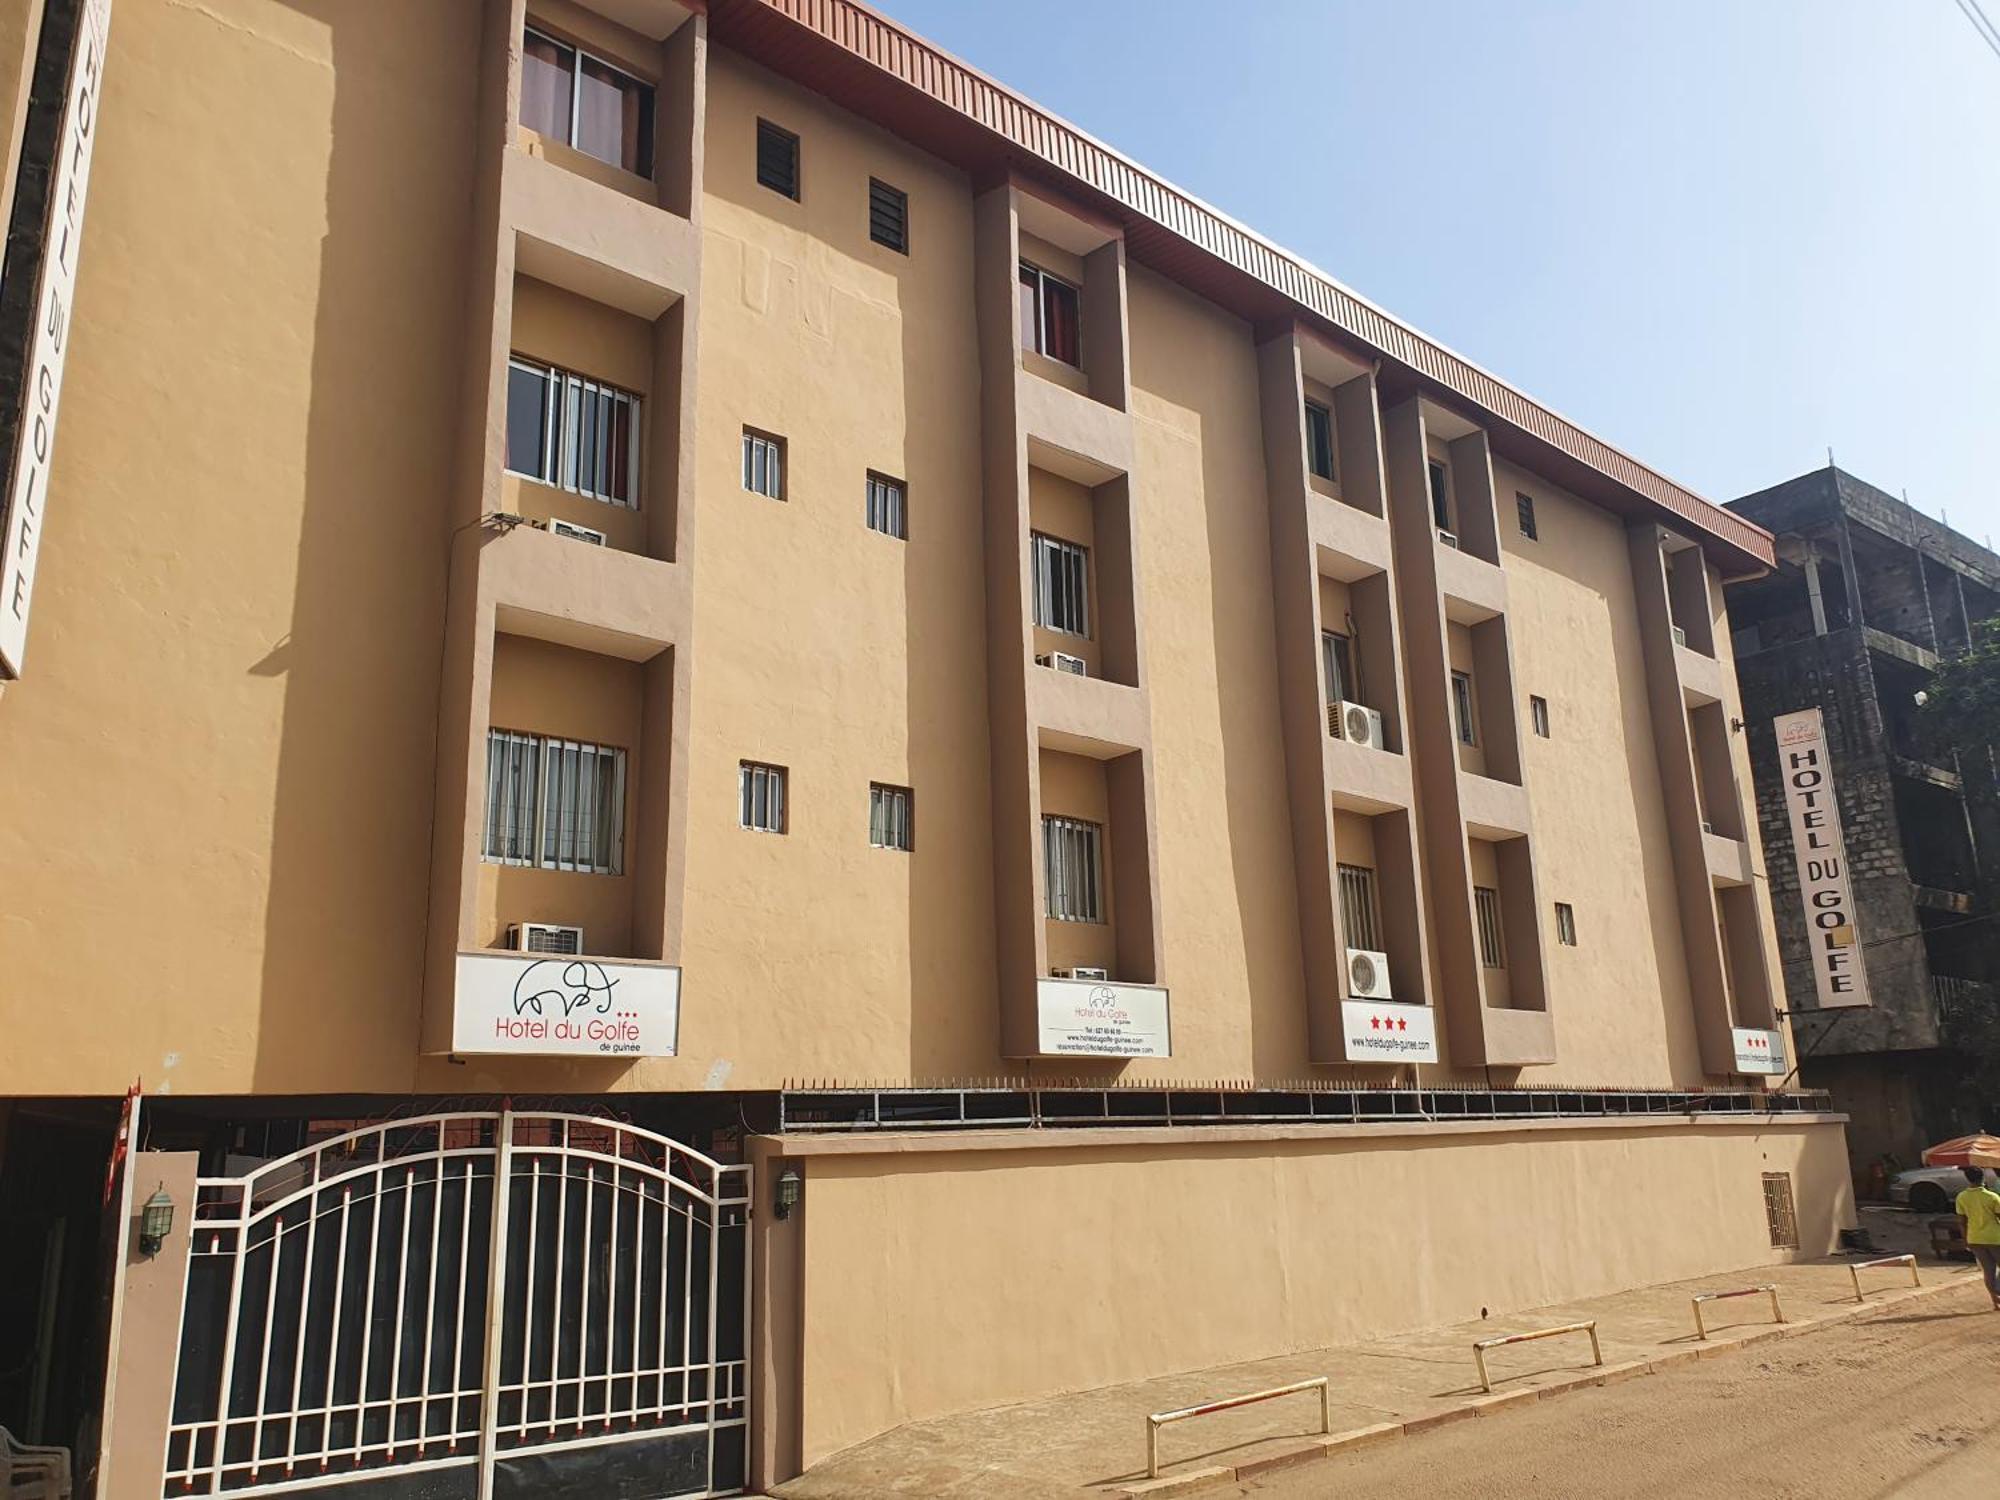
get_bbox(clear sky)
[882,0,2000,540]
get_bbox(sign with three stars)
[1341,1000,1439,1063]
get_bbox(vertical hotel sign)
[0,0,112,678]
[1775,708,1870,1009]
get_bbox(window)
[756,119,800,199]
[869,782,913,851]
[1473,885,1505,969]
[1762,1173,1799,1250]
[738,761,787,833]
[1017,260,1081,366]
[1450,670,1477,746]
[1322,630,1354,707]
[520,29,654,177]
[1516,491,1539,541]
[482,729,627,875]
[742,428,784,500]
[1338,863,1382,952]
[1428,459,1452,532]
[1304,399,1336,483]
[865,472,906,539]
[1555,901,1577,946]
[1043,814,1103,923]
[1031,532,1090,637]
[506,358,642,507]
[868,177,908,253]
[1530,694,1550,738]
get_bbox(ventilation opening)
[1762,1172,1799,1249]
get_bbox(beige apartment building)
[0,1,1852,1496]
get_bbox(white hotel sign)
[453,952,681,1057]
[1036,978,1171,1058]
[1774,708,1870,1010]
[1341,1000,1439,1064]
[0,0,112,678]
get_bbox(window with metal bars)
[1305,399,1336,482]
[520,27,655,177]
[1451,670,1477,746]
[865,472,906,539]
[505,358,642,507]
[1762,1173,1799,1249]
[868,177,908,253]
[1474,885,1506,968]
[756,118,799,199]
[1556,901,1577,946]
[739,761,787,833]
[869,783,913,850]
[1031,532,1090,637]
[482,729,626,875]
[1337,863,1383,952]
[1043,814,1103,923]
[1517,491,1539,540]
[1017,260,1081,366]
[742,428,784,499]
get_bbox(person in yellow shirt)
[1955,1166,2000,1310]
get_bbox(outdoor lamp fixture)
[139,1185,176,1257]
[773,1167,802,1221]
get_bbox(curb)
[1114,1271,1977,1497]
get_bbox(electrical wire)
[1958,0,2000,63]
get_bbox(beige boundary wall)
[748,1115,1852,1482]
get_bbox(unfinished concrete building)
[1728,466,2000,1177]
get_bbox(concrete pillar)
[100,1151,199,1500]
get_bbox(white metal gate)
[160,1112,750,1499]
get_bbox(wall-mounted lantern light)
[773,1166,802,1221]
[139,1185,176,1256]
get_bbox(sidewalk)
[773,1210,1985,1500]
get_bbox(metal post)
[476,1108,516,1500]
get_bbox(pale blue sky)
[886,0,2000,540]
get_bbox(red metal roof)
[706,0,1775,574]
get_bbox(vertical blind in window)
[482,729,626,875]
[1305,399,1336,482]
[742,430,783,499]
[1043,815,1103,923]
[1031,532,1090,637]
[1337,863,1383,952]
[520,29,655,177]
[869,783,913,850]
[1474,885,1506,968]
[868,178,908,252]
[1451,671,1477,745]
[756,119,800,199]
[1017,261,1081,366]
[505,358,641,507]
[739,761,786,832]
[865,473,906,538]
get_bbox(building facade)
[1727,465,2000,1181]
[0,2,1849,1496]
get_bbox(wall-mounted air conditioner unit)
[1700,819,1716,835]
[549,518,608,546]
[1437,528,1459,550]
[1346,948,1392,1001]
[1051,652,1087,676]
[508,922,584,956]
[1671,624,1688,647]
[1067,966,1110,981]
[1331,700,1385,749]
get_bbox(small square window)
[1555,901,1577,946]
[739,761,787,833]
[742,428,785,500]
[868,177,908,253]
[1304,399,1336,483]
[866,472,906,539]
[1530,695,1550,738]
[869,782,913,850]
[756,119,800,200]
[1516,491,1539,540]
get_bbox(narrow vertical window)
[868,178,908,253]
[1530,694,1550,738]
[1337,863,1382,952]
[869,783,914,850]
[1516,491,1539,540]
[505,359,556,484]
[1428,459,1453,534]
[738,761,788,833]
[1321,630,1353,707]
[1473,886,1505,968]
[1304,399,1336,482]
[865,472,907,539]
[1762,1173,1799,1249]
[742,429,785,500]
[1042,814,1103,923]
[756,119,800,199]
[1018,261,1081,366]
[1031,532,1090,636]
[1555,901,1577,947]
[520,32,576,142]
[1451,670,1477,746]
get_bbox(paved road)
[1234,1284,2000,1500]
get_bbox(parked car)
[1889,1164,1971,1214]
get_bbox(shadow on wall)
[253,2,484,1092]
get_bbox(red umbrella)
[1921,1133,2000,1167]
